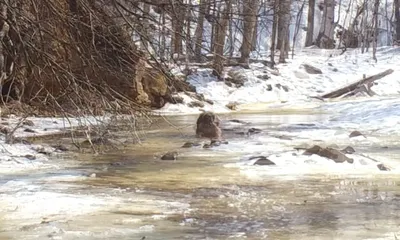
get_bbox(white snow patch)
[161,47,400,115]
[0,114,111,174]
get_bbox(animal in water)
[195,111,222,140]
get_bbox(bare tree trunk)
[0,0,22,102]
[385,0,390,45]
[239,0,259,65]
[270,0,279,66]
[316,0,336,48]
[228,3,235,57]
[160,8,166,60]
[0,1,9,84]
[305,0,315,46]
[365,6,370,52]
[395,0,400,43]
[194,0,207,61]
[293,1,305,58]
[279,0,291,63]
[140,3,151,51]
[210,0,217,52]
[372,0,379,61]
[172,0,185,55]
[212,0,231,79]
[276,10,283,49]
[251,15,258,51]
[360,0,367,53]
[185,1,191,71]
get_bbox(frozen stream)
[1,96,400,239]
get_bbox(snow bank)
[0,115,110,174]
[161,47,400,117]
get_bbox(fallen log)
[320,69,394,99]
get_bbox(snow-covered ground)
[0,115,109,174]
[160,47,400,134]
[161,47,400,114]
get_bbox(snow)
[161,47,400,130]
[0,115,110,174]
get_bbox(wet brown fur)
[195,111,222,140]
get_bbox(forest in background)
[0,0,399,116]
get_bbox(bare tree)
[139,3,151,51]
[239,0,259,66]
[209,0,217,52]
[194,0,208,61]
[360,0,368,53]
[171,0,185,55]
[185,1,192,71]
[395,0,400,43]
[270,0,279,66]
[293,1,306,58]
[305,0,316,46]
[316,0,336,48]
[212,0,231,79]
[279,0,291,63]
[251,14,259,51]
[228,2,235,57]
[372,0,380,61]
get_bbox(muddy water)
[1,110,400,240]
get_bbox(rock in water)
[303,145,354,163]
[250,156,276,165]
[248,128,262,135]
[161,151,178,160]
[181,142,201,148]
[341,146,355,154]
[319,148,353,163]
[203,140,227,149]
[303,145,323,155]
[377,163,390,171]
[349,131,364,138]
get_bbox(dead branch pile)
[0,0,186,116]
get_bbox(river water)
[1,98,400,240]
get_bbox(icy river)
[1,96,400,240]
